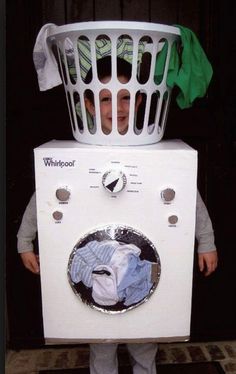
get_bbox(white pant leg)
[89,343,119,374]
[127,343,158,374]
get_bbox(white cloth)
[92,265,119,306]
[33,23,62,91]
[109,243,141,286]
[88,241,154,307]
[70,240,117,287]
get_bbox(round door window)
[68,224,161,314]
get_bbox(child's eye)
[101,97,111,103]
[122,95,130,101]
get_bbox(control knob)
[52,211,63,221]
[55,188,71,202]
[168,215,178,224]
[161,188,175,203]
[102,170,127,193]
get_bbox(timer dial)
[102,170,127,193]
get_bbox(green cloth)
[154,25,213,109]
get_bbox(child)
[17,56,218,374]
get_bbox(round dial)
[56,188,71,202]
[161,188,175,202]
[168,215,178,224]
[102,170,127,193]
[52,211,63,221]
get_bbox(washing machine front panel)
[34,139,197,343]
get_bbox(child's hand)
[20,251,40,274]
[198,250,218,276]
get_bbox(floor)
[5,340,236,374]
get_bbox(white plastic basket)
[47,21,180,145]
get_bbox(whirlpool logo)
[43,157,76,168]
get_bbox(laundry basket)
[47,21,180,145]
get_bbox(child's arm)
[17,193,40,274]
[195,191,218,276]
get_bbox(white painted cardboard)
[34,139,197,343]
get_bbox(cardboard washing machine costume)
[18,21,217,344]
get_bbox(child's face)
[85,75,142,134]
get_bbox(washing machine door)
[68,224,161,314]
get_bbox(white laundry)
[70,240,117,287]
[109,243,141,286]
[109,243,154,306]
[69,239,154,307]
[92,265,119,306]
[33,23,62,91]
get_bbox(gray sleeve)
[195,190,216,253]
[17,192,38,253]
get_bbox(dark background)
[6,0,236,348]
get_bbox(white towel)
[33,23,62,91]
